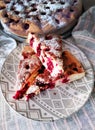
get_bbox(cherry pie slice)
[25,50,85,101]
[13,45,85,101]
[13,45,42,99]
[27,33,64,78]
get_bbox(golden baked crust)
[0,0,82,37]
[62,50,85,81]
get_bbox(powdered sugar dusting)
[5,0,81,28]
[28,33,64,77]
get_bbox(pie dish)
[0,0,82,37]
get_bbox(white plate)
[0,41,94,121]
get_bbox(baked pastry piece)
[59,50,85,82]
[25,50,85,100]
[13,45,42,99]
[13,45,85,100]
[0,0,82,37]
[27,33,64,78]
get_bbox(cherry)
[37,43,41,56]
[30,37,34,47]
[47,58,54,72]
[45,35,53,40]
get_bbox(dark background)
[82,0,95,11]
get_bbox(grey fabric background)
[0,1,95,130]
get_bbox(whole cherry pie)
[0,0,82,37]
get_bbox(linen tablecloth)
[1,5,95,130]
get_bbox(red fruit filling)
[62,76,69,83]
[30,37,34,47]
[25,93,35,101]
[44,47,50,51]
[13,84,29,99]
[37,43,41,56]
[38,65,45,74]
[45,35,53,40]
[47,58,54,72]
[49,82,55,89]
[42,57,45,63]
[25,64,30,69]
[23,23,29,30]
[22,52,28,59]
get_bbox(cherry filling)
[62,76,69,83]
[37,43,41,56]
[25,93,35,101]
[44,47,50,51]
[47,58,54,72]
[42,57,45,63]
[23,23,29,30]
[30,37,34,47]
[13,84,29,99]
[45,35,53,40]
[36,81,47,87]
[25,64,30,69]
[36,80,55,90]
[49,82,55,89]
[22,52,33,59]
[38,65,45,74]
